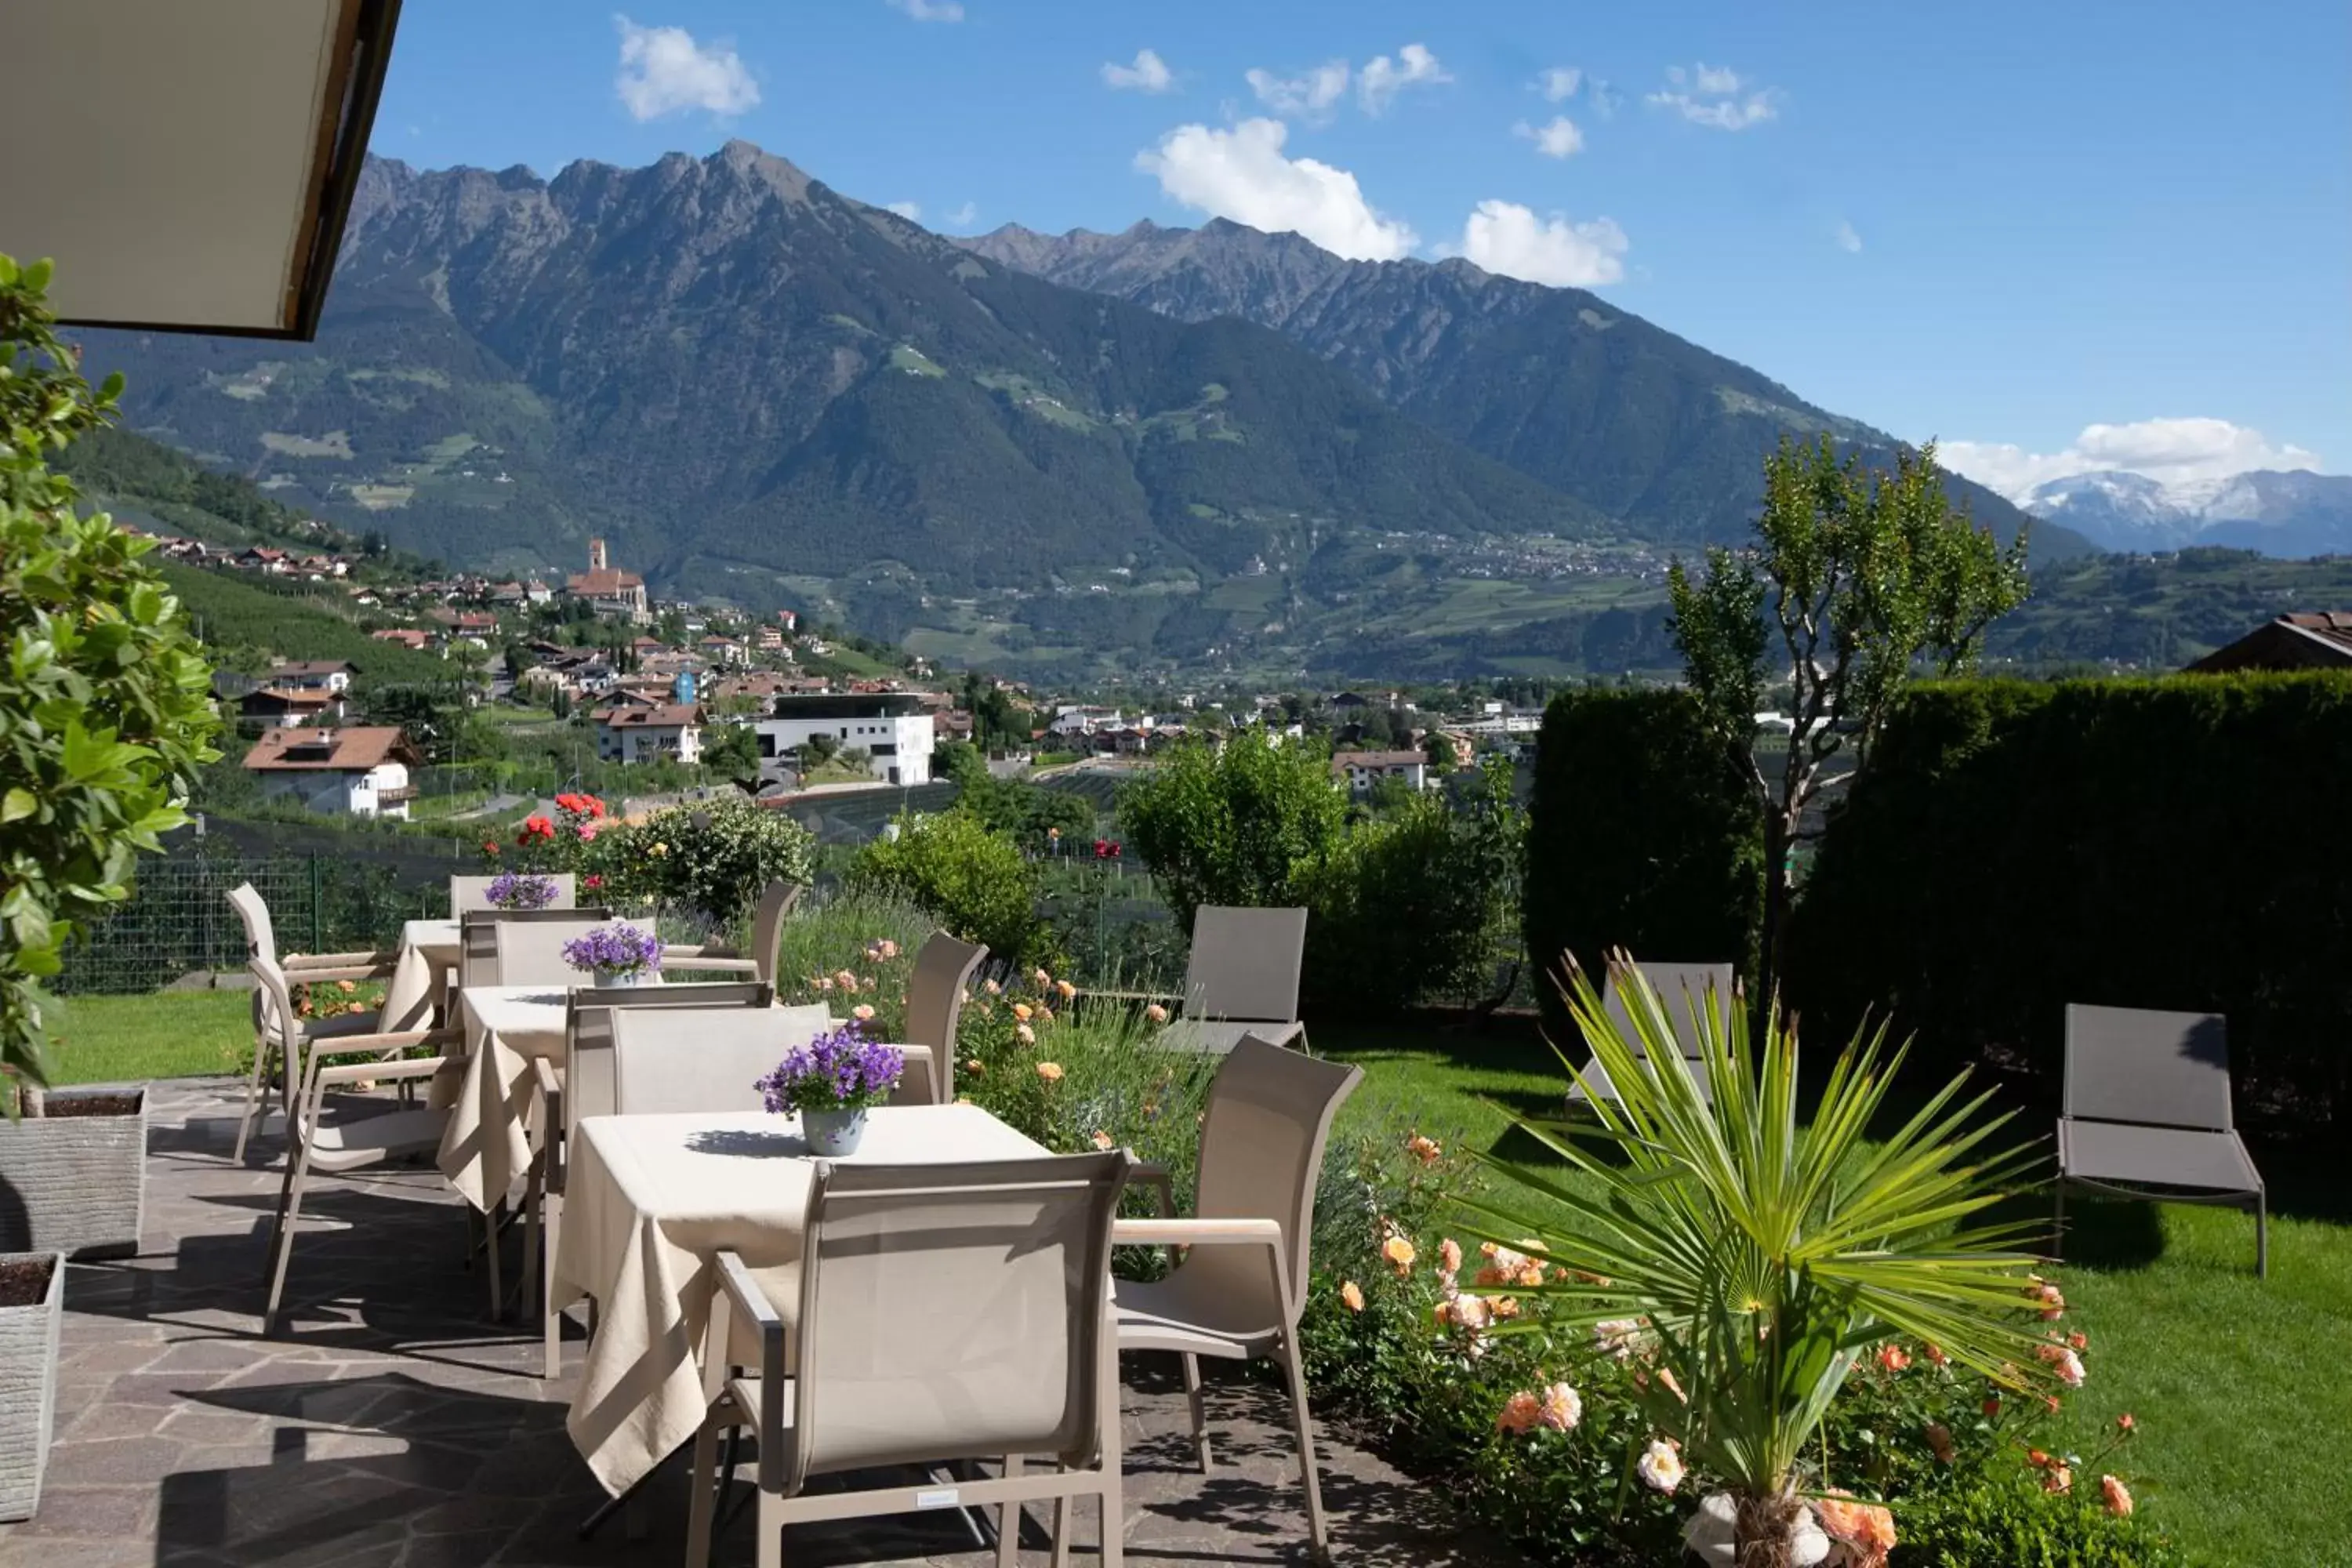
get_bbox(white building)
[1047,705,1122,737]
[595,703,706,764]
[241,726,420,819]
[1331,750,1431,795]
[755,693,935,787]
[265,659,354,695]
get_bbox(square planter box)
[0,1086,147,1260]
[0,1252,64,1523]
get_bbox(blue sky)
[376,1,2349,496]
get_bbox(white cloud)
[946,201,978,227]
[1246,60,1351,120]
[613,16,760,122]
[886,201,923,220]
[1588,78,1621,118]
[1941,419,2327,503]
[1357,43,1450,114]
[1537,66,1582,103]
[1456,200,1628,288]
[1102,48,1174,93]
[1835,220,1862,253]
[1515,116,1584,159]
[1646,62,1779,131]
[887,0,964,21]
[1136,118,1417,261]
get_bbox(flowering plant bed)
[485,872,559,911]
[754,1022,905,1116]
[560,924,662,982]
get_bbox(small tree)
[1117,730,1348,932]
[0,256,221,1087]
[1667,436,2027,996]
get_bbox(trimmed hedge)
[1522,688,1763,1040]
[1789,672,2352,1116]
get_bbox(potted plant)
[754,1022,904,1156]
[485,870,559,911]
[0,1251,64,1522]
[561,924,663,989]
[0,1083,147,1259]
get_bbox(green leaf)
[0,789,33,824]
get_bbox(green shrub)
[845,809,1043,964]
[1789,672,2352,1112]
[771,890,934,1041]
[1896,1456,2186,1567]
[1298,757,1524,1013]
[1521,689,1762,1039]
[1,255,222,1084]
[1117,730,1348,931]
[598,797,815,930]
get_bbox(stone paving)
[0,1080,1521,1568]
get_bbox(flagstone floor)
[0,1080,1516,1568]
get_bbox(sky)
[375,1,2350,499]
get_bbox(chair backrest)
[1190,1036,1362,1327]
[245,953,332,1149]
[747,879,805,987]
[463,902,616,987]
[901,932,989,1105]
[1183,906,1308,1025]
[1601,960,1737,1063]
[459,907,615,987]
[227,882,279,964]
[449,873,578,916]
[784,1152,1128,1492]
[2064,1004,2234,1131]
[609,1004,837,1116]
[564,983,782,1131]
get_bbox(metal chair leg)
[1277,1338,1330,1561]
[1180,1351,1211,1471]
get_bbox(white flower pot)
[594,967,650,989]
[0,1087,147,1259]
[0,1252,64,1522]
[1682,1492,1831,1566]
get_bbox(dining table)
[437,981,586,1211]
[380,916,461,1033]
[550,1102,1051,1497]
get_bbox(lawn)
[1317,1018,2346,1568]
[38,996,2340,1566]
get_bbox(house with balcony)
[1332,749,1431,795]
[266,659,355,695]
[242,726,421,819]
[594,702,706,764]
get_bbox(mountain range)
[2020,469,2352,557]
[71,141,2083,680]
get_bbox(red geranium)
[481,840,499,857]
[518,815,557,843]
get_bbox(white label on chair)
[915,1488,960,1509]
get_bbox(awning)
[0,0,403,339]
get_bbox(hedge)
[1788,671,2352,1117]
[1521,688,1763,1040]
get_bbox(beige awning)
[0,0,402,339]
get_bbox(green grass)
[1318,1018,2344,1568]
[42,991,252,1085]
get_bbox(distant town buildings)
[593,702,706,764]
[755,692,935,787]
[1332,750,1432,795]
[564,538,649,624]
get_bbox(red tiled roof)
[242,726,419,772]
[595,704,705,729]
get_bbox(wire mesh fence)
[56,834,463,996]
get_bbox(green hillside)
[161,564,452,684]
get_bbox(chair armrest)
[531,1056,561,1098]
[281,962,398,984]
[716,1250,789,1489]
[1131,1160,1177,1218]
[303,1028,460,1065]
[662,954,760,975]
[1112,1217,1283,1247]
[315,1055,450,1088]
[1089,987,1184,1005]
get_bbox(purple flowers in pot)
[560,923,663,978]
[754,1022,905,1116]
[486,871,558,911]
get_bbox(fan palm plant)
[1462,953,2060,1567]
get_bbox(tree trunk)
[1756,809,1795,1009]
[1733,1490,1809,1568]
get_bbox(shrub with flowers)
[560,923,663,982]
[753,1020,904,1115]
[594,797,813,928]
[484,792,610,877]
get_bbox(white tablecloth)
[439,984,575,1210]
[382,918,460,1033]
[552,1104,1049,1494]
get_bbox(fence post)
[310,854,325,956]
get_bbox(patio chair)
[525,985,789,1377]
[685,1152,1131,1568]
[480,911,636,989]
[1112,1034,1362,1559]
[1564,960,1737,1109]
[249,951,463,1337]
[449,873,578,915]
[891,931,989,1105]
[456,906,615,988]
[225,882,401,1165]
[660,879,804,982]
[2056,1004,2267,1276]
[1158,906,1309,1054]
[608,1004,836,1116]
